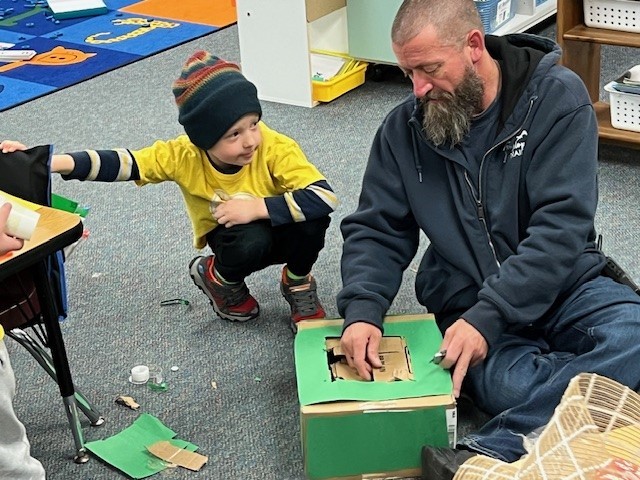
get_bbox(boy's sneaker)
[280,267,326,331]
[189,255,259,322]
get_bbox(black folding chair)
[0,145,103,463]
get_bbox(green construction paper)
[51,193,78,213]
[305,407,449,479]
[51,193,90,218]
[85,413,198,479]
[295,318,452,406]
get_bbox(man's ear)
[467,29,485,63]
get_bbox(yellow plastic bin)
[310,50,368,103]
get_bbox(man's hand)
[340,322,383,380]
[0,203,25,255]
[0,140,28,153]
[213,197,268,228]
[438,319,488,398]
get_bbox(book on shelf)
[609,82,640,96]
[47,0,108,20]
[610,68,640,95]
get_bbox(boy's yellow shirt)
[132,122,326,249]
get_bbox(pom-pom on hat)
[172,50,262,150]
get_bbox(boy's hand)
[0,140,28,153]
[213,197,268,228]
[0,142,72,174]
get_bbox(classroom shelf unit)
[558,0,640,147]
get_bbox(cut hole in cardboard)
[325,336,414,382]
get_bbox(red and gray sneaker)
[189,255,259,322]
[280,267,326,332]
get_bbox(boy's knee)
[222,238,270,267]
[297,216,331,237]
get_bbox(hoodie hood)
[488,33,559,130]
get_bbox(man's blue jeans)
[459,275,640,462]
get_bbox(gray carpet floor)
[1,18,640,480]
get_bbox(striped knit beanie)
[172,50,262,150]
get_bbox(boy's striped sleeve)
[61,149,141,182]
[265,179,338,225]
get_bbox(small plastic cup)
[0,194,40,240]
[130,365,149,384]
[148,364,163,384]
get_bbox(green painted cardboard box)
[294,314,456,480]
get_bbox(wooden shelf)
[564,24,640,47]
[558,0,640,148]
[594,101,640,148]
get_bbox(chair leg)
[7,329,105,426]
[31,260,100,463]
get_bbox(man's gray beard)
[421,66,485,147]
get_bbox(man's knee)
[467,342,572,415]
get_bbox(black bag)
[0,145,69,321]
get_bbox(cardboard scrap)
[147,441,208,472]
[326,336,414,382]
[84,413,199,479]
[115,395,140,410]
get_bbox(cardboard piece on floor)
[114,395,140,410]
[85,413,199,479]
[147,441,208,471]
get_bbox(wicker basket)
[454,373,640,479]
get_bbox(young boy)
[1,50,337,330]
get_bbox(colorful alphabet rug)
[0,0,237,111]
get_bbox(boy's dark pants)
[206,217,331,283]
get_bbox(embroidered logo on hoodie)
[510,130,528,159]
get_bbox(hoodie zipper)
[464,96,537,267]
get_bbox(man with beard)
[337,0,640,478]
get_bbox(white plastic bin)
[583,0,640,33]
[604,81,640,133]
